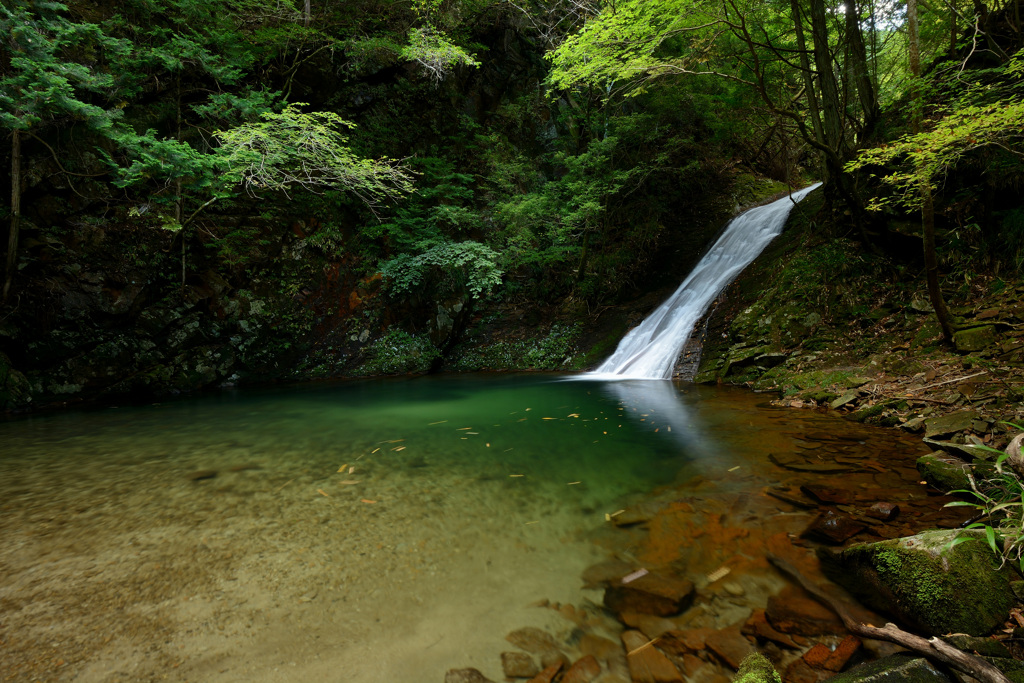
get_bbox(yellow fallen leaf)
[361,499,377,504]
[340,480,360,485]
[337,463,348,473]
[317,489,330,497]
[428,420,448,426]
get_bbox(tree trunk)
[790,0,826,151]
[4,129,21,302]
[304,0,311,26]
[845,0,879,137]
[909,0,954,340]
[808,0,845,159]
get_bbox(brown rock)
[804,510,866,544]
[578,634,623,664]
[561,655,602,683]
[742,609,799,649]
[505,627,561,655]
[800,485,852,505]
[766,586,845,636]
[657,628,713,655]
[823,635,861,672]
[620,612,677,639]
[784,659,828,683]
[581,561,636,588]
[501,652,539,678]
[801,643,832,669]
[704,626,754,670]
[525,663,562,683]
[866,502,900,521]
[445,668,495,683]
[621,630,683,683]
[604,572,694,616]
[681,653,705,677]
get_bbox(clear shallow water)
[0,375,936,682]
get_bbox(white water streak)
[585,183,822,380]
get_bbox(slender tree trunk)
[909,0,954,340]
[304,0,311,26]
[845,0,879,137]
[4,129,21,302]
[790,0,826,152]
[808,0,844,158]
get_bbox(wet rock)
[604,572,695,617]
[525,663,562,683]
[704,625,753,670]
[445,668,495,683]
[620,612,677,639]
[766,586,845,636]
[822,653,953,682]
[800,485,852,505]
[766,485,817,509]
[577,634,623,664]
[865,502,899,521]
[916,452,973,491]
[801,643,832,669]
[922,437,996,462]
[820,529,1019,636]
[769,453,862,474]
[824,635,862,672]
[560,655,601,683]
[741,609,799,649]
[804,510,866,544]
[501,652,539,678]
[505,627,561,654]
[784,659,828,683]
[621,630,683,683]
[581,560,637,588]
[830,392,860,409]
[657,628,713,655]
[900,416,926,433]
[924,410,981,439]
[953,325,997,353]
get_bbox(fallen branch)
[913,371,989,392]
[768,555,1012,683]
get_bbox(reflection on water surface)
[0,375,946,682]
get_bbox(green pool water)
[0,374,929,683]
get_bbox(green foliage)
[361,329,440,375]
[380,240,502,299]
[732,653,781,683]
[0,1,129,132]
[450,323,582,371]
[217,104,415,208]
[849,49,1024,212]
[401,27,480,84]
[945,424,1024,572]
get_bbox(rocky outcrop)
[820,529,1019,636]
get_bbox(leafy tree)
[0,0,129,300]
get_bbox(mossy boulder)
[916,452,975,492]
[823,653,952,682]
[820,529,1019,636]
[953,325,997,353]
[732,653,781,683]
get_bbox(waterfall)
[584,183,822,380]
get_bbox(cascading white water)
[585,183,822,380]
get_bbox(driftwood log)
[767,555,1012,683]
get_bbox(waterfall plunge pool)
[0,374,954,682]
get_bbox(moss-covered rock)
[823,653,953,682]
[953,325,997,353]
[916,452,975,492]
[820,529,1019,636]
[732,653,781,683]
